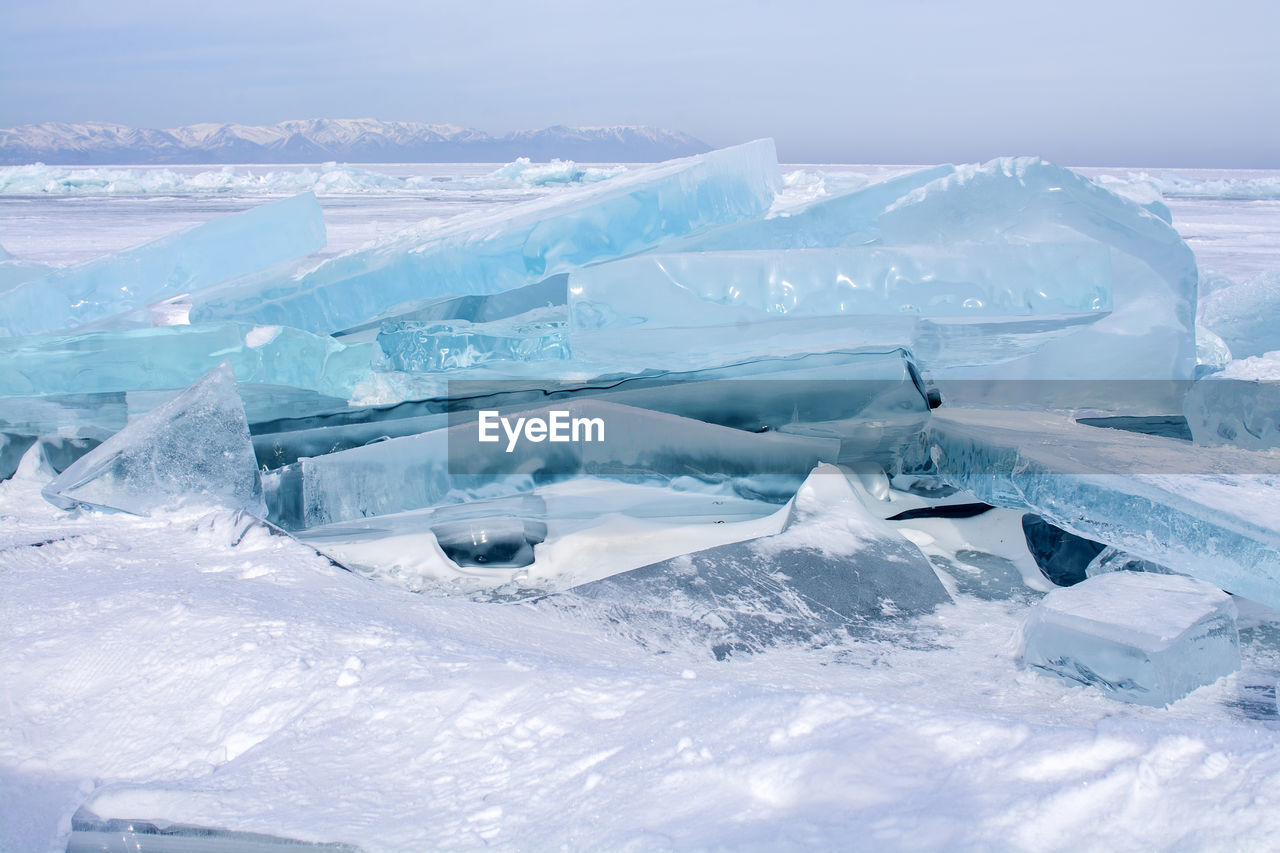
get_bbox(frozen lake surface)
[3,161,1280,852]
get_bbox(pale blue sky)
[2,0,1277,165]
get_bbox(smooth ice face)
[1184,353,1280,450]
[1199,270,1280,359]
[566,464,950,653]
[186,140,782,333]
[878,157,1197,390]
[568,244,1112,370]
[375,306,570,372]
[662,164,957,252]
[925,408,1280,610]
[1021,572,1239,707]
[265,399,839,530]
[0,193,326,337]
[0,259,54,292]
[0,322,372,401]
[42,363,264,516]
[332,274,568,342]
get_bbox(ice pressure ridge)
[5,140,1276,703]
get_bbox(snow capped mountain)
[0,119,710,164]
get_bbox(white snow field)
[3,162,1280,852]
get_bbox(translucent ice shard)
[563,464,950,653]
[878,157,1198,390]
[332,273,567,342]
[187,140,781,333]
[925,408,1280,609]
[1184,353,1280,450]
[1020,572,1240,706]
[1199,269,1280,359]
[375,306,570,371]
[42,363,264,516]
[568,243,1111,370]
[265,399,838,530]
[0,193,326,337]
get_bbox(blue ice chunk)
[0,193,326,337]
[376,306,570,371]
[186,140,782,333]
[0,322,372,402]
[563,464,950,652]
[264,399,839,530]
[0,259,55,293]
[1184,354,1280,450]
[568,243,1112,370]
[332,274,568,342]
[661,164,956,251]
[42,363,264,516]
[1021,572,1239,707]
[877,158,1197,391]
[925,407,1280,609]
[1199,270,1280,359]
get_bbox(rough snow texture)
[5,458,1280,853]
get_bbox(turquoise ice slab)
[0,322,372,400]
[925,408,1280,609]
[568,244,1112,370]
[375,306,570,372]
[660,164,957,252]
[187,140,782,333]
[0,193,326,337]
[0,322,374,437]
[876,157,1197,389]
[1021,572,1239,707]
[42,363,264,517]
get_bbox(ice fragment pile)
[5,140,1275,690]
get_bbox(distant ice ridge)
[1118,170,1280,200]
[0,160,628,196]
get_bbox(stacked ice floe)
[5,140,1278,708]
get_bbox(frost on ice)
[1020,572,1240,707]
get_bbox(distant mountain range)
[0,119,711,165]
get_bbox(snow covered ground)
[3,164,1280,852]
